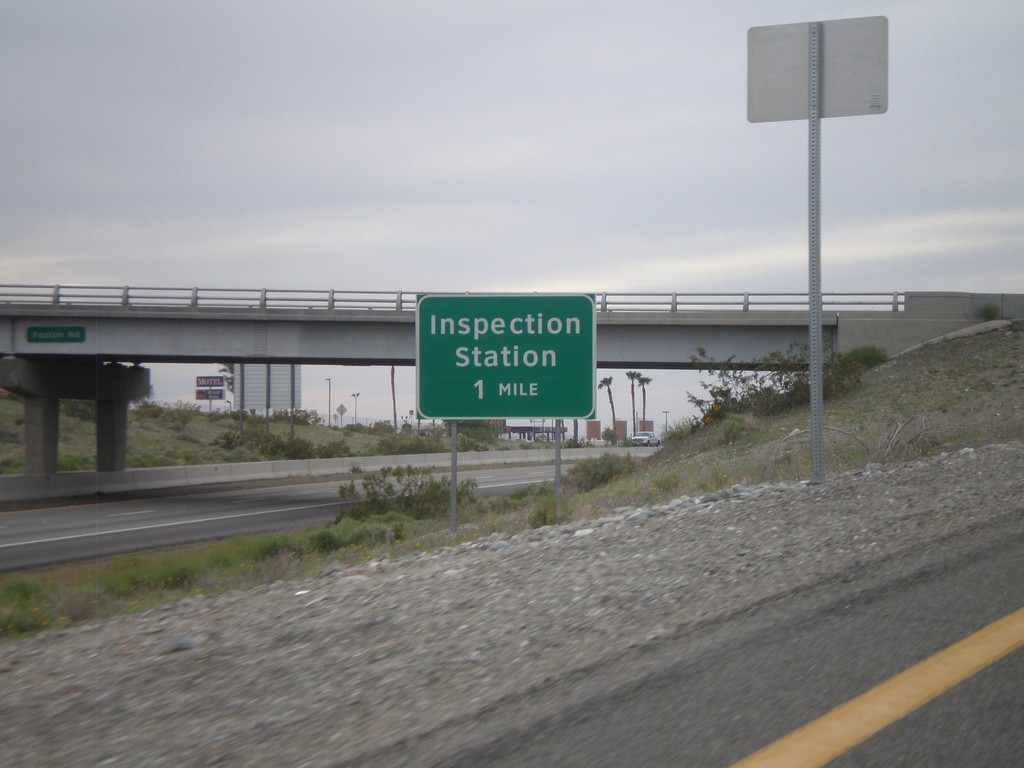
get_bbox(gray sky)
[2,1,1021,428]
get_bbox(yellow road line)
[730,605,1024,768]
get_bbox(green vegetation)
[977,303,1000,321]
[3,325,1021,642]
[686,343,888,428]
[0,470,554,640]
[0,535,315,637]
[337,465,477,521]
[563,453,637,492]
[0,397,525,474]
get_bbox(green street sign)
[416,294,596,419]
[26,326,86,343]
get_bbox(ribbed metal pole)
[238,363,246,441]
[554,418,563,511]
[289,364,296,439]
[808,21,826,484]
[450,421,459,535]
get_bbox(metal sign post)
[808,21,826,483]
[450,421,459,535]
[555,418,563,510]
[749,15,888,484]
[416,293,596,531]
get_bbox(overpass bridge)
[1,284,1020,477]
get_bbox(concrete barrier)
[0,445,654,504]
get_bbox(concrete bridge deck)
[3,286,1018,367]
[1,285,1020,478]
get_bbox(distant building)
[504,423,567,441]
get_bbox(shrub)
[252,536,305,561]
[270,409,322,426]
[565,454,636,492]
[721,414,747,443]
[654,471,682,494]
[662,419,692,444]
[212,430,241,450]
[57,454,95,471]
[212,430,349,460]
[100,559,201,598]
[309,528,345,554]
[242,432,306,459]
[127,454,176,468]
[310,516,407,554]
[978,304,1000,321]
[337,465,477,521]
[527,493,564,528]
[61,399,95,421]
[843,345,888,369]
[0,579,42,633]
[316,439,351,459]
[455,432,490,452]
[687,342,875,428]
[131,399,165,419]
[0,456,25,475]
[375,432,448,455]
[457,420,504,441]
[162,401,201,429]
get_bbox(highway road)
[435,516,1023,768]
[0,464,558,571]
[1,466,1020,766]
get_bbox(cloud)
[0,1,1021,301]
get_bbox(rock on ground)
[1,443,1021,767]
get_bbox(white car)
[630,431,661,447]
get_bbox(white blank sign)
[748,16,888,123]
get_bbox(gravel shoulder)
[1,439,1021,767]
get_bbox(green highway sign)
[26,326,86,343]
[416,294,596,419]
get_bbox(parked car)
[630,431,661,447]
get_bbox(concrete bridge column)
[23,396,60,475]
[0,358,150,475]
[96,398,131,472]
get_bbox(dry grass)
[3,322,1021,641]
[568,323,1023,517]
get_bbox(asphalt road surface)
[1,467,1020,766]
[436,518,1023,768]
[0,464,557,571]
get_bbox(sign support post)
[417,293,596,533]
[555,418,563,510]
[450,421,459,535]
[748,15,888,484]
[238,363,245,441]
[808,21,826,483]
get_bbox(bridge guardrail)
[0,284,905,313]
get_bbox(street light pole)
[351,392,360,427]
[325,378,331,428]
[663,410,669,432]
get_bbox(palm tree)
[598,376,616,429]
[625,371,641,433]
[639,375,652,428]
